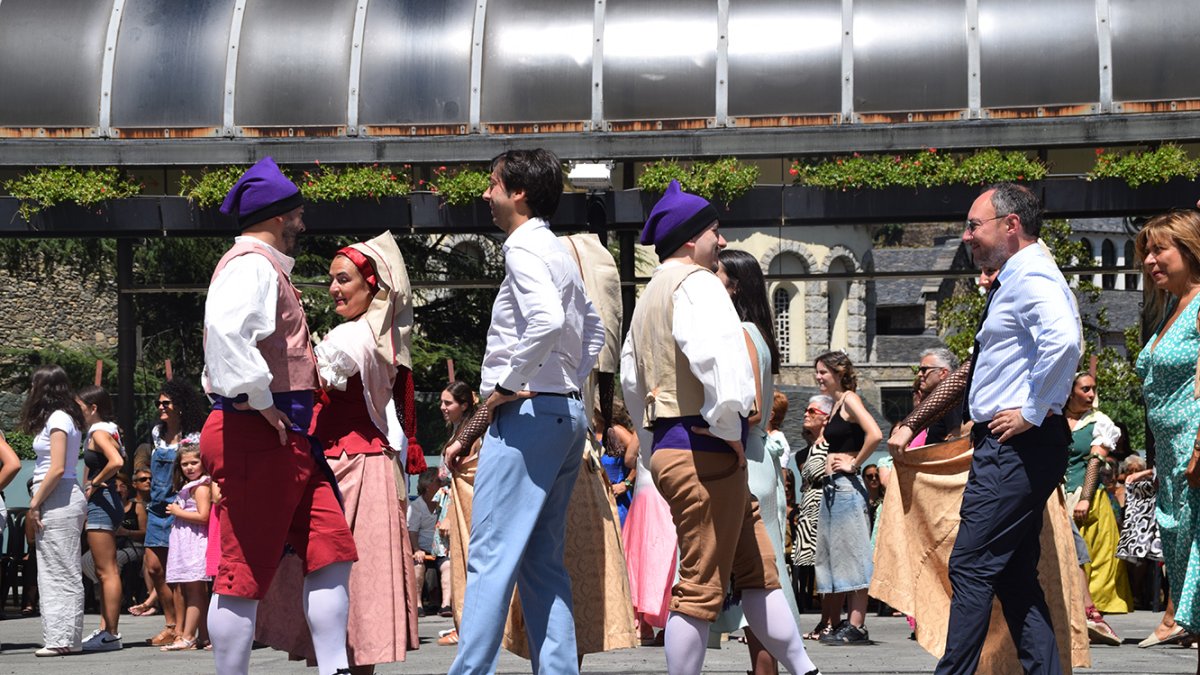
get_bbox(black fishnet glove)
[901,358,973,435]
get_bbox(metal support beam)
[116,238,136,443]
[4,112,1200,166]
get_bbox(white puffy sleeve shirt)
[619,262,754,444]
[202,238,289,411]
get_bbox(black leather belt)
[536,391,581,400]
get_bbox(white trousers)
[34,480,86,649]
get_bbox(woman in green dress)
[1062,373,1133,615]
[1135,209,1200,674]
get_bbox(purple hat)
[220,157,303,228]
[640,180,719,261]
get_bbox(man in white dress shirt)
[445,148,605,675]
[935,183,1080,675]
[620,181,820,675]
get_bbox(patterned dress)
[1136,295,1200,631]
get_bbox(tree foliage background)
[937,219,1146,451]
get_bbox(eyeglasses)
[133,477,150,483]
[916,365,945,374]
[155,400,174,409]
[864,473,880,481]
[804,407,828,417]
[964,214,1008,233]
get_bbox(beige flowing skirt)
[449,445,638,657]
[256,451,420,667]
[870,436,1091,672]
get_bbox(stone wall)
[0,266,118,422]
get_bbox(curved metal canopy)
[0,0,1198,165]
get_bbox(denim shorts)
[84,486,124,532]
[814,471,874,593]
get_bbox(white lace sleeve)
[1091,411,1120,452]
[314,339,360,391]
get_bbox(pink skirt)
[255,451,419,667]
[621,483,678,628]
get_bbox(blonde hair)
[1136,210,1200,328]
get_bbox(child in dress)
[161,442,211,652]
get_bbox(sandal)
[130,602,159,617]
[161,638,197,652]
[803,620,830,641]
[148,625,177,646]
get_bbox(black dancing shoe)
[822,622,873,646]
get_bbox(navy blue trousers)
[935,416,1070,675]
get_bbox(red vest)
[206,241,318,394]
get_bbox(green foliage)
[5,430,34,460]
[430,166,490,206]
[297,163,410,202]
[637,158,761,204]
[1088,144,1199,188]
[180,164,410,208]
[177,166,251,208]
[873,223,905,247]
[0,238,116,284]
[790,149,1046,190]
[3,167,142,220]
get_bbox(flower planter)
[194,197,410,234]
[300,196,410,234]
[608,186,784,227]
[783,184,982,225]
[1041,177,1198,218]
[410,192,492,232]
[0,197,22,233]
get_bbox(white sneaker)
[82,629,123,652]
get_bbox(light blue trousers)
[448,395,587,675]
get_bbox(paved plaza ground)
[0,609,1196,674]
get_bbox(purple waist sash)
[651,415,749,454]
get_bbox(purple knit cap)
[220,157,303,228]
[640,180,719,261]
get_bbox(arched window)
[1079,238,1094,285]
[773,287,791,364]
[768,252,808,364]
[1124,240,1139,291]
[1101,239,1117,290]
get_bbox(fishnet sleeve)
[900,357,973,435]
[1080,454,1103,503]
[452,405,491,451]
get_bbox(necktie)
[961,280,1000,420]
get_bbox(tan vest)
[206,241,318,394]
[628,263,709,429]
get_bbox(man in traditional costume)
[200,157,358,675]
[619,181,820,675]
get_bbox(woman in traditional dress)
[711,248,802,672]
[1135,209,1200,673]
[1062,373,1133,630]
[256,231,419,673]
